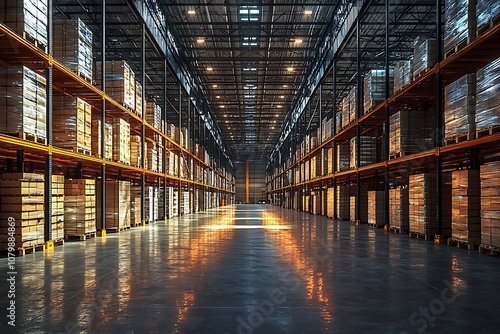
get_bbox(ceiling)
[161,1,339,161]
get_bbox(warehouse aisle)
[2,204,500,334]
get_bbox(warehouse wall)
[234,160,267,203]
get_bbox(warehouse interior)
[1,0,500,333]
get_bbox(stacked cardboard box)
[310,157,317,179]
[95,60,135,111]
[336,185,350,220]
[53,96,92,153]
[444,73,476,142]
[64,179,96,237]
[349,136,376,168]
[368,191,386,227]
[0,173,45,249]
[451,170,480,244]
[475,57,500,131]
[110,118,130,164]
[97,180,130,231]
[146,102,161,130]
[413,37,436,78]
[335,111,342,134]
[389,109,435,158]
[51,175,65,241]
[0,66,47,141]
[336,143,350,172]
[480,162,500,248]
[135,81,143,118]
[393,60,413,92]
[327,148,334,174]
[91,119,113,159]
[363,69,394,113]
[350,187,368,223]
[166,123,176,140]
[157,145,163,173]
[130,197,141,226]
[444,0,476,54]
[409,173,452,237]
[477,0,500,32]
[53,18,92,81]
[327,187,334,218]
[157,184,165,220]
[130,135,142,167]
[389,187,409,232]
[342,96,350,128]
[0,0,48,48]
[147,142,158,172]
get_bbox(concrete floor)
[1,204,500,334]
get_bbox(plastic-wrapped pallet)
[349,136,376,168]
[389,187,409,233]
[147,142,158,172]
[336,185,350,220]
[64,179,96,237]
[0,0,48,48]
[0,173,45,249]
[53,96,92,153]
[480,162,500,248]
[130,135,142,167]
[335,111,342,134]
[350,187,368,224]
[146,102,161,130]
[53,18,93,81]
[348,87,357,123]
[475,57,500,132]
[95,60,135,111]
[110,118,130,164]
[327,187,334,218]
[451,170,480,244]
[91,119,113,159]
[444,0,476,55]
[0,66,47,142]
[444,73,476,142]
[51,175,65,241]
[389,109,435,158]
[157,184,165,220]
[368,191,386,227]
[135,81,143,118]
[477,0,500,33]
[96,180,130,231]
[363,69,394,113]
[130,197,141,226]
[393,60,413,92]
[413,37,436,78]
[336,143,350,172]
[342,96,350,128]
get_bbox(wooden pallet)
[7,132,46,145]
[368,222,383,228]
[444,38,470,59]
[117,160,131,165]
[22,32,47,53]
[476,126,500,139]
[52,239,65,247]
[445,132,474,145]
[65,231,97,241]
[389,151,413,160]
[71,68,92,84]
[477,13,500,37]
[105,226,131,233]
[409,232,433,241]
[447,238,478,251]
[62,146,92,156]
[479,244,500,256]
[1,244,45,256]
[389,226,409,234]
[414,67,432,80]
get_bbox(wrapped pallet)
[335,111,342,134]
[477,0,500,33]
[444,73,476,143]
[64,179,96,237]
[363,69,394,113]
[393,60,413,92]
[0,0,48,48]
[389,187,409,233]
[348,87,357,124]
[451,170,480,245]
[413,37,436,78]
[475,57,500,132]
[135,81,143,118]
[444,0,476,55]
[389,109,435,158]
[0,173,45,250]
[336,143,350,172]
[130,197,141,226]
[342,96,350,128]
[349,136,376,169]
[51,175,65,241]
[91,119,113,160]
[95,60,135,111]
[327,147,334,175]
[146,101,161,130]
[110,118,130,164]
[327,187,334,218]
[480,162,500,248]
[147,142,158,172]
[368,190,386,227]
[0,66,47,142]
[96,180,130,231]
[130,135,142,167]
[53,96,92,154]
[53,18,93,81]
[336,185,350,220]
[350,186,368,224]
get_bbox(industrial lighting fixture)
[216,95,221,98]
[287,67,294,72]
[293,38,303,44]
[280,95,285,99]
[277,105,283,108]
[304,10,313,15]
[197,38,205,44]
[213,84,218,88]
[207,67,214,71]
[283,85,288,88]
[187,10,196,15]
[220,105,225,108]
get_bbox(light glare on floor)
[203,225,290,230]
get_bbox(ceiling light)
[220,105,225,108]
[212,84,218,88]
[287,67,294,72]
[283,85,288,88]
[197,38,205,44]
[187,10,196,15]
[277,105,283,108]
[216,95,221,98]
[304,10,313,15]
[280,95,285,99]
[207,67,213,71]
[294,39,303,44]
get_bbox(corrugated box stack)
[135,81,143,118]
[336,143,350,172]
[51,175,65,241]
[475,57,500,132]
[444,0,476,55]
[53,18,92,81]
[130,135,142,167]
[157,184,165,220]
[0,66,47,142]
[327,147,333,174]
[451,169,480,244]
[168,151,175,175]
[183,191,190,215]
[335,111,342,134]
[53,96,92,154]
[477,0,500,32]
[393,60,413,92]
[146,102,161,130]
[110,118,130,164]
[368,190,386,227]
[480,162,500,248]
[95,60,135,111]
[363,69,394,113]
[91,119,113,159]
[444,73,476,143]
[147,142,158,172]
[146,186,158,223]
[327,187,334,218]
[349,136,376,168]
[0,0,48,48]
[157,145,163,173]
[409,173,452,238]
[131,197,141,226]
[64,179,96,237]
[166,123,176,140]
[0,173,45,249]
[413,37,436,78]
[341,96,350,129]
[389,187,409,233]
[97,180,130,231]
[389,109,435,158]
[336,185,350,220]
[350,186,368,223]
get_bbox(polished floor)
[1,204,500,334]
